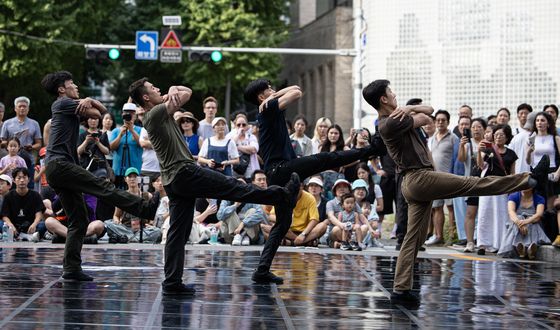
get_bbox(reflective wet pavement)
[0,244,559,329]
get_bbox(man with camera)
[109,103,143,189]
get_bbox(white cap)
[122,103,137,111]
[211,116,227,127]
[0,174,13,186]
[307,177,323,187]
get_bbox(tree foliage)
[0,0,289,124]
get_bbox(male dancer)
[362,79,549,306]
[128,78,300,296]
[243,79,386,284]
[41,71,159,281]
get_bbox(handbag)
[233,153,250,175]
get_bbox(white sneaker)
[232,234,243,246]
[425,235,442,246]
[463,242,475,253]
[31,232,40,243]
[241,235,250,246]
[372,238,384,248]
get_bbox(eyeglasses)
[180,119,193,124]
[237,123,247,127]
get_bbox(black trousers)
[45,159,154,273]
[395,172,408,244]
[258,146,378,272]
[162,162,290,288]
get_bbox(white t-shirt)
[199,136,239,159]
[140,128,160,172]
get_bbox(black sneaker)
[162,283,196,296]
[390,290,420,307]
[284,172,301,208]
[340,241,352,251]
[477,247,486,255]
[530,154,550,191]
[350,241,360,251]
[52,234,66,244]
[419,245,426,252]
[252,270,284,284]
[83,235,98,244]
[61,271,93,282]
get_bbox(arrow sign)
[135,31,158,61]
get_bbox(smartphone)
[528,132,536,146]
[463,128,472,140]
[483,142,493,149]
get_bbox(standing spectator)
[451,115,473,246]
[510,111,538,175]
[1,167,46,241]
[197,96,228,139]
[344,128,373,182]
[101,112,116,167]
[543,104,560,135]
[0,102,7,159]
[109,103,143,189]
[426,110,458,245]
[498,187,550,259]
[452,105,473,137]
[176,111,202,159]
[476,124,517,254]
[230,113,260,180]
[311,117,332,154]
[0,97,42,189]
[77,117,110,178]
[290,115,313,157]
[514,103,533,135]
[198,117,239,176]
[371,154,397,238]
[496,107,511,126]
[320,124,349,195]
[526,112,560,209]
[457,118,487,252]
[139,126,161,181]
[0,137,27,177]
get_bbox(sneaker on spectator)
[552,235,560,247]
[425,235,442,246]
[19,233,32,241]
[232,234,242,246]
[486,246,498,253]
[463,242,475,253]
[349,241,360,250]
[477,247,486,255]
[527,243,538,260]
[371,238,384,248]
[340,241,352,251]
[44,232,53,241]
[452,239,467,248]
[83,235,98,245]
[516,243,526,258]
[241,235,250,246]
[31,232,40,243]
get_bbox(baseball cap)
[332,179,351,191]
[124,167,139,177]
[307,176,324,187]
[0,174,13,186]
[122,103,137,111]
[524,111,538,130]
[211,116,227,127]
[351,179,369,193]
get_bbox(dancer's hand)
[389,106,411,121]
[76,98,93,116]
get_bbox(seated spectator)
[278,186,327,247]
[34,147,55,201]
[0,137,27,178]
[352,178,383,236]
[360,200,383,247]
[0,174,12,230]
[337,193,368,251]
[1,167,46,241]
[198,117,240,176]
[189,199,218,244]
[305,176,328,222]
[45,197,105,244]
[217,177,269,246]
[104,167,161,243]
[326,179,364,249]
[152,175,170,244]
[499,187,550,259]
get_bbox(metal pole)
[225,75,231,123]
[352,0,364,129]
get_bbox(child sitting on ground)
[338,193,368,251]
[360,200,384,248]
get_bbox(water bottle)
[209,227,218,245]
[2,224,12,242]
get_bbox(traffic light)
[85,47,119,64]
[188,51,222,63]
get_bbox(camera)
[90,132,100,138]
[122,112,133,122]
[463,128,471,139]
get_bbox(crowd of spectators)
[0,95,558,259]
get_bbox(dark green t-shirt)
[143,103,195,185]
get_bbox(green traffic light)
[211,50,222,63]
[108,48,120,60]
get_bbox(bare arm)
[412,113,432,128]
[165,86,192,115]
[457,136,468,162]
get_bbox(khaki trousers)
[394,169,531,291]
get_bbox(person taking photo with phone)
[78,116,110,178]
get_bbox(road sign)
[162,16,182,26]
[160,49,182,63]
[161,30,182,49]
[135,31,158,60]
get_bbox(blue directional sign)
[135,31,159,61]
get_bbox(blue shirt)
[109,126,143,176]
[257,98,296,170]
[508,191,545,210]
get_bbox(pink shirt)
[0,155,27,177]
